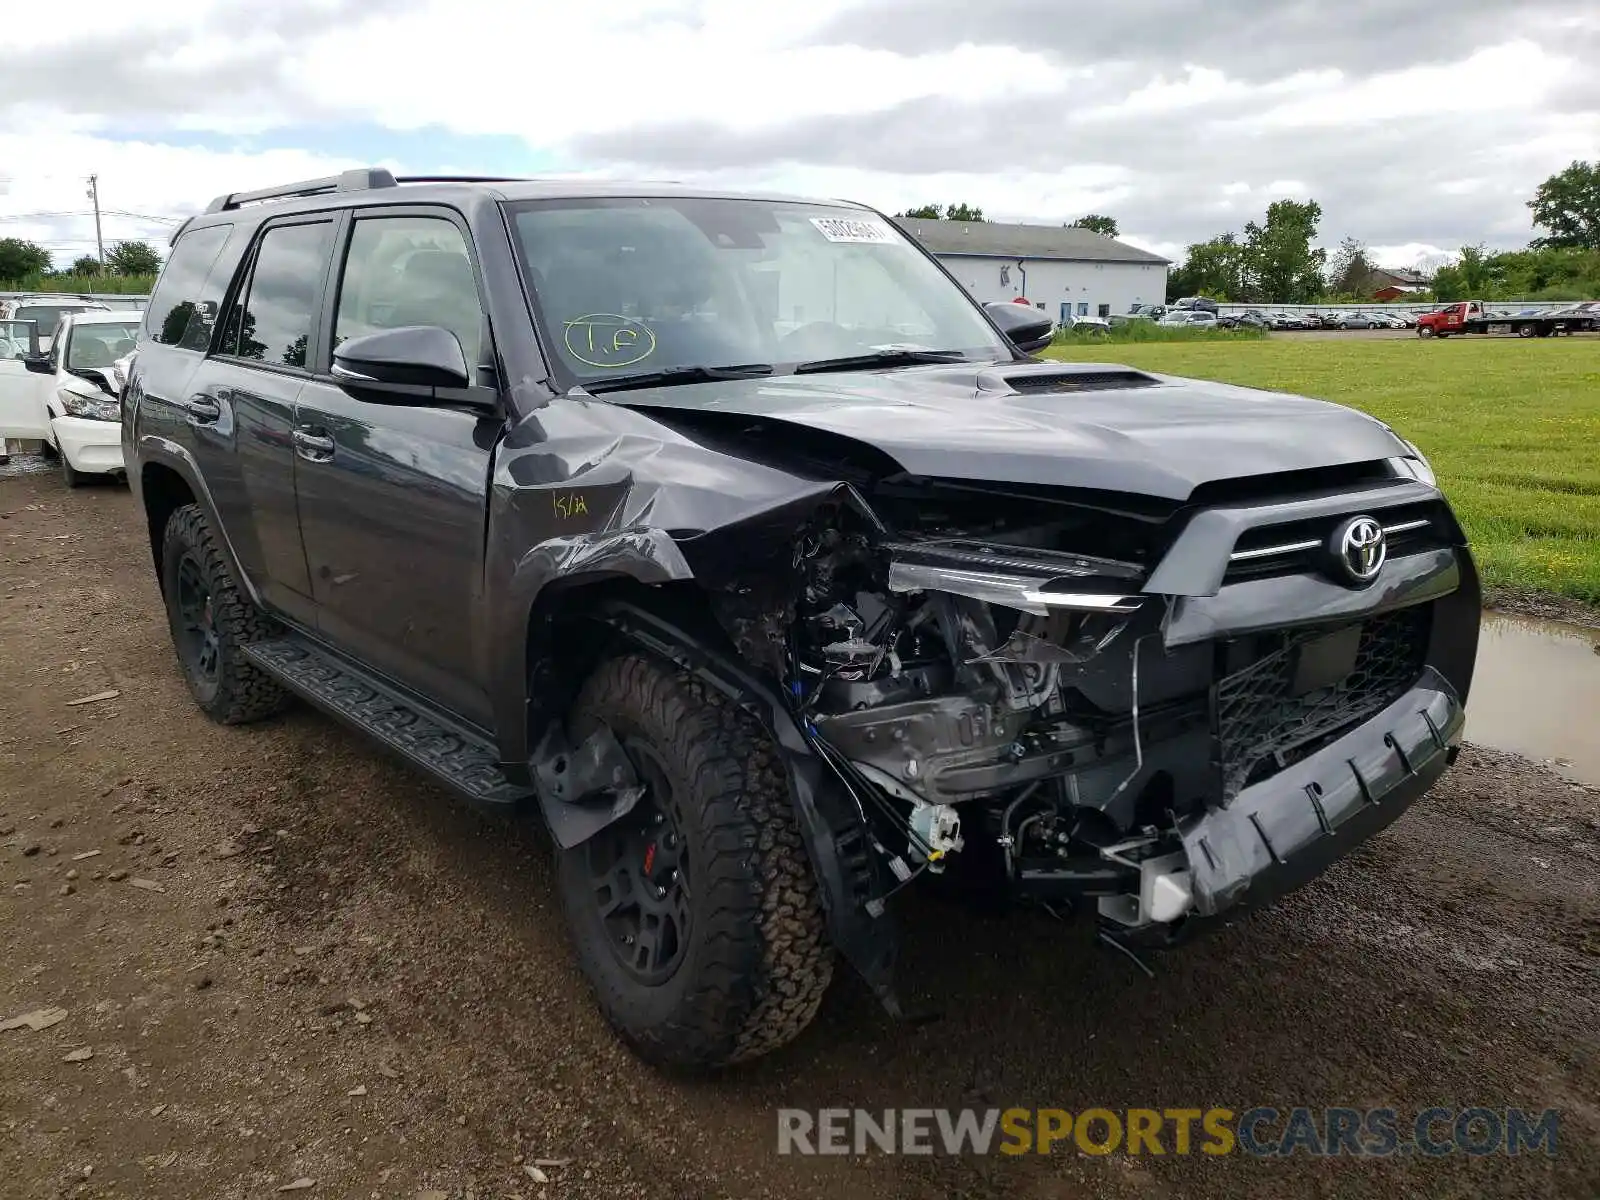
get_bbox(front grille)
[1223,501,1448,584]
[1215,605,1431,798]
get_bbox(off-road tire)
[556,654,833,1070]
[160,504,290,725]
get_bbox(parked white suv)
[0,295,111,352]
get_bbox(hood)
[610,360,1410,501]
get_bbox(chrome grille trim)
[1228,516,1434,563]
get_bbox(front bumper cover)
[52,416,125,474]
[1123,665,1464,945]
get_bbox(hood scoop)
[977,364,1164,396]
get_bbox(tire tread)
[161,504,290,725]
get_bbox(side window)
[333,215,483,367]
[219,222,333,370]
[145,224,233,350]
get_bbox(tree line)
[1169,161,1600,304]
[897,204,1121,238]
[0,238,163,287]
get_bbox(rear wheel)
[160,504,290,724]
[556,654,832,1070]
[1518,324,1536,338]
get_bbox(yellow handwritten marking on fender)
[563,314,656,367]
[552,491,589,520]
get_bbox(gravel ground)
[2,470,1598,1200]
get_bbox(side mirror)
[24,355,53,375]
[331,325,470,390]
[984,301,1056,354]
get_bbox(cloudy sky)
[3,0,1596,272]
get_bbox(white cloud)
[2,0,1597,267]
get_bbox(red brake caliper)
[642,841,657,877]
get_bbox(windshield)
[15,305,93,339]
[508,197,1011,387]
[65,320,140,370]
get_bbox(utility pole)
[86,174,104,266]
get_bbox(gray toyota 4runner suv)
[124,169,1480,1069]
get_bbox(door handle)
[293,427,335,462]
[182,396,222,424]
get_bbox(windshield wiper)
[580,363,775,395]
[793,348,975,375]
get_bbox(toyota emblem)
[1330,516,1386,586]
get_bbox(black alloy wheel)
[174,553,222,687]
[583,742,694,986]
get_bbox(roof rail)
[204,167,398,214]
[390,175,529,185]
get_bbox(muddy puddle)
[1466,612,1600,785]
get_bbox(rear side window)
[145,224,233,350]
[219,221,333,369]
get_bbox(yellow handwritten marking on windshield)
[563,314,656,368]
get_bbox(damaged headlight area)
[57,378,120,422]
[780,499,1214,933]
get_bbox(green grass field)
[1043,338,1600,604]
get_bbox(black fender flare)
[488,527,694,774]
[131,435,262,608]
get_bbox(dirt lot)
[3,470,1598,1200]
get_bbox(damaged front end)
[707,467,1476,960]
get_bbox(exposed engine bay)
[772,495,1219,934]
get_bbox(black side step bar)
[239,637,533,810]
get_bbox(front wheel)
[160,504,291,724]
[59,452,82,488]
[1417,325,1434,338]
[556,654,832,1070]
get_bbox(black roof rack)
[203,168,532,215]
[391,175,528,185]
[204,168,399,214]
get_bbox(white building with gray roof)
[893,218,1170,324]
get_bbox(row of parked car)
[0,293,142,484]
[1152,306,1420,331]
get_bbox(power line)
[103,210,182,224]
[1,209,183,224]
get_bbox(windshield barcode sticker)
[810,217,897,244]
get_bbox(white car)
[1065,314,1111,334]
[20,310,142,485]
